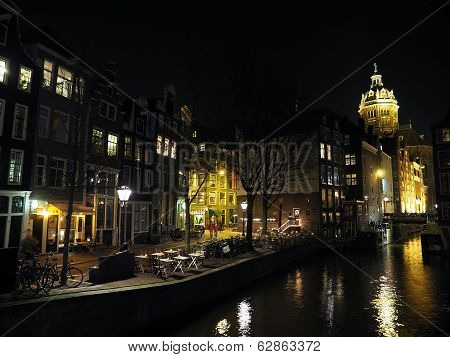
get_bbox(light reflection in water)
[215,319,231,336]
[321,268,334,329]
[371,275,402,337]
[237,298,253,336]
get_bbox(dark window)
[0,196,9,213]
[438,151,450,168]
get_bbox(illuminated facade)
[359,64,428,213]
[359,63,399,137]
[189,161,238,229]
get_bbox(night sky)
[14,1,449,141]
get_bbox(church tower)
[358,63,399,137]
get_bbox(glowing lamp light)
[241,202,248,210]
[117,186,132,202]
[376,169,384,178]
[30,200,39,210]
[383,197,389,202]
[219,169,225,175]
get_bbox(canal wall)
[0,242,318,336]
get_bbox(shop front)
[30,201,95,253]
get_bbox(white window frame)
[144,143,152,164]
[107,133,118,157]
[48,157,66,189]
[12,103,28,140]
[18,66,32,92]
[0,98,5,136]
[42,59,53,89]
[38,105,51,138]
[209,191,216,205]
[55,66,73,98]
[99,100,117,121]
[164,138,170,157]
[143,169,151,193]
[52,111,69,144]
[8,149,24,185]
[156,135,162,155]
[124,136,133,158]
[0,57,7,84]
[34,154,47,187]
[171,141,176,159]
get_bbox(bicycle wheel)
[15,272,26,294]
[40,269,55,294]
[65,267,83,288]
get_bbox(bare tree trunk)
[246,193,255,249]
[61,174,75,285]
[184,192,191,253]
[262,193,268,235]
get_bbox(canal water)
[156,233,450,337]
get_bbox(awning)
[208,208,221,217]
[50,203,95,214]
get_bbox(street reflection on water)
[156,233,450,337]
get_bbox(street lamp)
[241,201,248,236]
[117,186,132,247]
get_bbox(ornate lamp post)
[241,201,248,236]
[117,186,132,247]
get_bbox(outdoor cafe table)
[151,252,165,258]
[135,254,148,273]
[164,249,178,258]
[173,255,190,273]
[188,252,203,269]
[158,258,174,278]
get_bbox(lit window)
[437,128,450,144]
[209,191,216,205]
[320,143,325,159]
[42,59,53,89]
[8,149,23,184]
[56,66,73,98]
[345,173,357,186]
[210,174,216,188]
[52,112,69,143]
[48,158,65,188]
[327,166,333,185]
[135,141,142,162]
[18,66,32,92]
[193,130,197,138]
[171,142,176,159]
[38,105,50,138]
[0,58,7,84]
[199,143,205,152]
[164,138,170,156]
[327,144,332,161]
[124,136,132,158]
[157,135,162,155]
[91,129,104,155]
[198,191,205,204]
[219,192,226,205]
[107,133,118,157]
[345,153,356,166]
[228,193,235,206]
[12,104,28,140]
[34,155,46,186]
[74,77,84,103]
[100,100,117,121]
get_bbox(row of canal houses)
[0,4,190,252]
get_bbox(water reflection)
[321,268,335,329]
[237,298,253,336]
[215,319,231,336]
[371,275,401,336]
